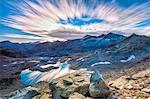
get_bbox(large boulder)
[32,81,51,94]
[31,81,52,99]
[89,70,111,98]
[50,70,93,98]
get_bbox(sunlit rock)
[69,92,86,99]
[50,70,93,98]
[89,70,111,98]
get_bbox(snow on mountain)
[91,61,111,67]
[28,60,40,63]
[0,33,126,57]
[120,55,136,63]
[76,57,85,61]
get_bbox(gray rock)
[50,71,92,98]
[23,90,39,99]
[33,81,51,94]
[32,81,52,99]
[89,70,111,98]
[32,93,52,99]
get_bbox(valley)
[0,33,150,98]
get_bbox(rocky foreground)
[107,57,150,99]
[1,70,112,99]
[109,69,150,98]
[0,57,150,99]
[1,66,150,99]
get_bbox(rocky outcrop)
[50,70,93,98]
[108,69,150,98]
[89,70,111,97]
[2,65,150,99]
[2,70,112,99]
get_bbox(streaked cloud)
[1,0,150,42]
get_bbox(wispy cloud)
[1,0,150,41]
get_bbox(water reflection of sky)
[20,61,71,85]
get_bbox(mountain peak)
[1,40,12,44]
[104,32,125,38]
[82,35,98,40]
[129,33,139,37]
[128,34,148,40]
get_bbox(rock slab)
[89,70,111,98]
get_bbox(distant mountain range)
[67,34,150,69]
[0,33,126,57]
[0,33,149,59]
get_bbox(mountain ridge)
[0,33,126,57]
[0,33,149,58]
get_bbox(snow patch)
[120,55,135,63]
[40,57,48,60]
[91,61,111,67]
[47,60,52,63]
[19,61,24,63]
[29,60,40,63]
[50,57,54,59]
[11,62,18,65]
[3,65,7,67]
[76,57,84,61]
[40,63,57,69]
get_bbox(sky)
[0,0,150,42]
